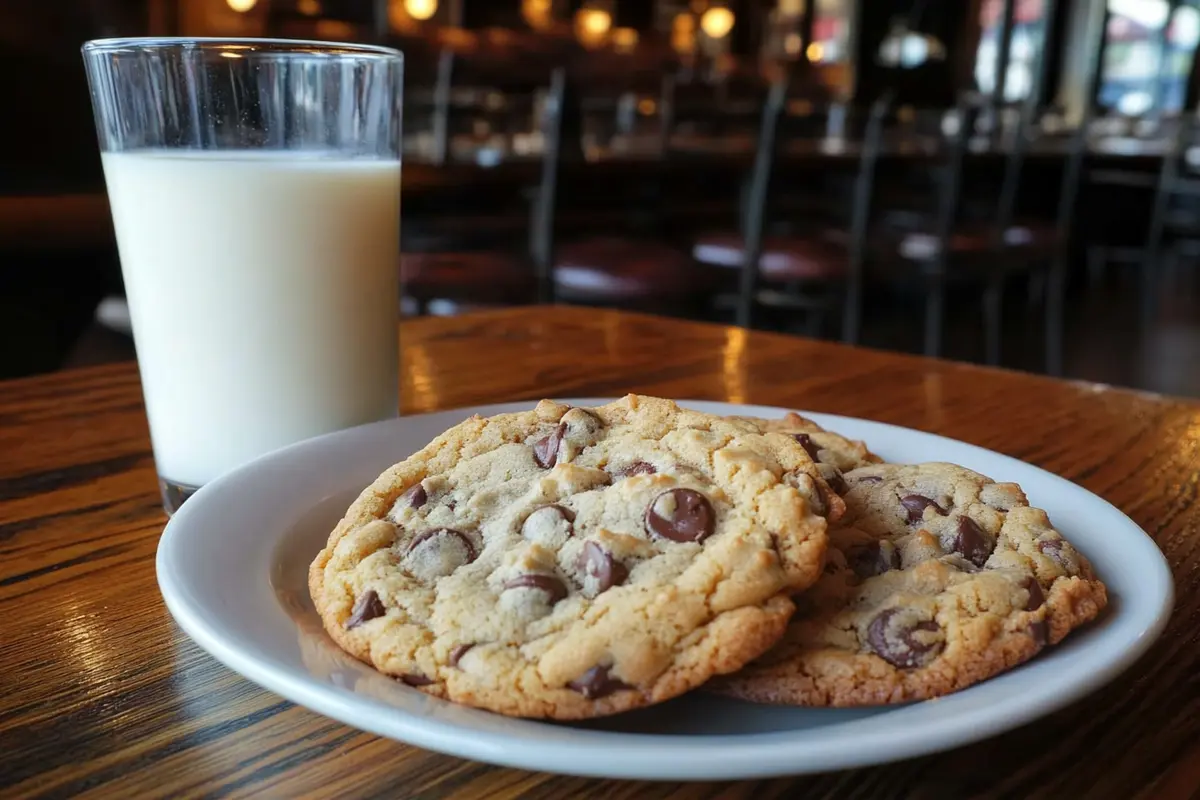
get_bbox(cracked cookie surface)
[728,412,882,494]
[711,462,1108,706]
[309,395,833,718]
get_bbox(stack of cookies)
[309,395,1107,718]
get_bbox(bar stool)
[535,68,714,313]
[692,80,887,340]
[399,52,554,315]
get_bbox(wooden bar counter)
[2,307,1197,798]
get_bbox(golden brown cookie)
[711,462,1108,706]
[728,411,882,494]
[309,395,834,719]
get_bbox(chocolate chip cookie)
[728,412,882,495]
[711,462,1108,706]
[309,395,834,719]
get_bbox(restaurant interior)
[3,0,1199,398]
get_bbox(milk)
[101,151,401,488]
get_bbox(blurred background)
[3,0,1199,397]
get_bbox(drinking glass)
[82,38,404,514]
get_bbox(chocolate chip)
[792,433,823,463]
[804,480,829,518]
[547,504,577,522]
[345,589,385,629]
[954,516,993,567]
[900,494,947,523]
[866,607,945,668]
[533,423,566,468]
[857,475,883,484]
[407,528,478,562]
[405,529,478,582]
[616,461,657,477]
[448,643,475,667]
[1029,620,1049,648]
[399,673,435,687]
[566,407,604,427]
[578,541,628,594]
[567,665,632,699]
[850,541,901,579]
[401,483,428,509]
[521,504,575,542]
[1023,577,1046,611]
[645,488,716,543]
[816,480,838,518]
[503,573,569,605]
[1038,539,1072,572]
[827,472,848,495]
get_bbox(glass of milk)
[82,38,403,515]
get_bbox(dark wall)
[462,0,524,28]
[0,0,148,194]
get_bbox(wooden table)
[3,307,1198,798]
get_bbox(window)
[760,0,851,64]
[976,0,1048,101]
[1099,0,1200,115]
[811,0,851,64]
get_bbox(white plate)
[157,399,1173,781]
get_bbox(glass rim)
[81,36,403,60]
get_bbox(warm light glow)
[404,0,437,20]
[779,0,804,15]
[806,41,825,61]
[226,0,256,11]
[700,7,735,38]
[522,0,554,29]
[784,31,803,55]
[576,8,612,37]
[637,97,657,115]
[788,99,814,115]
[612,27,639,51]
[388,0,407,28]
[315,19,354,38]
[297,0,320,14]
[671,11,697,54]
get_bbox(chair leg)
[1142,187,1169,330]
[1141,249,1160,328]
[924,278,945,358]
[1045,256,1067,377]
[1086,246,1107,288]
[983,275,1004,366]
[1162,244,1179,288]
[1026,271,1045,309]
[841,280,862,344]
[804,305,826,339]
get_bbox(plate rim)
[156,397,1175,780]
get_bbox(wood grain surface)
[2,306,1197,799]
